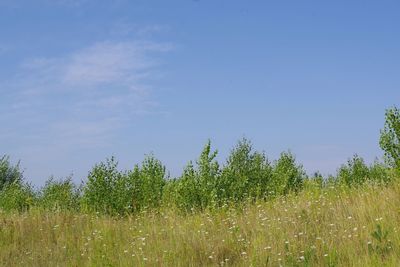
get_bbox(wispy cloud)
[3,40,172,151]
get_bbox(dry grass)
[1,182,399,266]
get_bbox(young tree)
[0,155,23,190]
[380,106,400,171]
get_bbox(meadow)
[1,181,399,266]
[0,107,399,266]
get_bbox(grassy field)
[1,182,399,267]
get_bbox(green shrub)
[82,157,128,214]
[0,182,35,212]
[129,154,167,211]
[369,160,392,185]
[0,155,23,191]
[337,155,369,186]
[337,155,392,186]
[271,151,306,195]
[82,155,167,215]
[161,141,219,212]
[218,138,274,203]
[39,176,81,211]
[380,106,400,172]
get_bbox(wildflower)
[299,256,305,261]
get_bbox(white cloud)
[63,41,170,87]
[3,40,172,149]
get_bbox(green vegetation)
[0,107,399,266]
[380,106,400,172]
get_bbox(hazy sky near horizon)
[1,0,399,185]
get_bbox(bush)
[337,155,370,186]
[82,155,167,215]
[129,154,167,211]
[0,182,35,212]
[218,138,274,203]
[39,176,81,211]
[369,160,392,185]
[171,141,220,211]
[337,155,392,186]
[271,151,306,195]
[380,106,400,172]
[0,155,23,191]
[82,157,128,214]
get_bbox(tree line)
[1,107,399,215]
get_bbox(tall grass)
[0,181,399,266]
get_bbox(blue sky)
[1,0,399,185]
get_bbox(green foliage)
[39,176,81,211]
[82,155,166,215]
[169,141,219,211]
[0,155,23,191]
[218,138,274,203]
[130,154,167,211]
[0,182,35,212]
[337,155,369,186]
[369,160,392,185]
[380,106,400,171]
[272,151,306,195]
[337,155,392,186]
[82,156,129,214]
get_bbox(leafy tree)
[218,138,273,202]
[272,151,305,195]
[0,155,23,191]
[135,154,167,210]
[39,176,80,211]
[337,155,369,186]
[369,160,391,185]
[82,155,167,215]
[380,106,400,171]
[82,157,127,214]
[196,140,220,208]
[0,182,35,212]
[171,141,220,211]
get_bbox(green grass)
[1,181,399,266]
